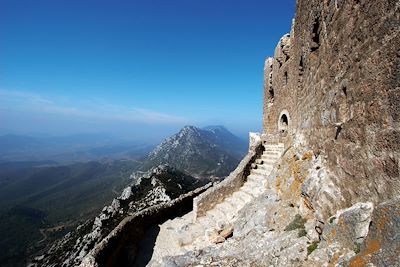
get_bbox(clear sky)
[0,0,295,142]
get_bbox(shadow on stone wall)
[133,225,160,267]
[83,184,211,267]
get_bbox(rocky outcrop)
[347,197,400,267]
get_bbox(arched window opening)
[280,114,288,133]
[278,110,290,134]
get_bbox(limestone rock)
[346,197,400,267]
[307,202,375,266]
[206,223,233,244]
[210,234,225,244]
[219,226,233,239]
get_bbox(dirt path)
[37,229,48,245]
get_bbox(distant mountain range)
[0,134,154,163]
[140,125,247,178]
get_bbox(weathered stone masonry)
[263,0,400,217]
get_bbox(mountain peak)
[142,125,246,178]
[177,126,201,140]
[180,125,200,133]
[202,125,229,133]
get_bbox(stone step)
[255,159,264,164]
[244,179,264,190]
[263,149,283,153]
[265,149,284,154]
[251,168,272,176]
[262,150,282,155]
[247,174,264,183]
[241,183,263,196]
[187,223,205,239]
[177,230,194,246]
[215,202,236,220]
[261,155,280,161]
[172,218,191,231]
[264,150,283,153]
[161,219,174,229]
[197,215,215,229]
[225,195,246,210]
[256,164,274,171]
[232,190,253,204]
[264,144,284,148]
[258,160,275,166]
[247,176,266,188]
[181,211,194,221]
[262,151,281,157]
[260,157,277,164]
[245,178,263,188]
[180,215,194,228]
[252,162,273,170]
[240,187,258,198]
[163,245,187,257]
[206,208,228,223]
[264,143,285,148]
[263,152,282,157]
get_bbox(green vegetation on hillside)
[0,160,139,267]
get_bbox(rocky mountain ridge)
[141,126,247,179]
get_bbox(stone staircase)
[149,143,285,265]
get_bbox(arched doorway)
[278,110,290,133]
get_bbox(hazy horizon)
[0,124,248,143]
[0,0,296,143]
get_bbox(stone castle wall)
[263,0,399,215]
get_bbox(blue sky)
[0,0,295,142]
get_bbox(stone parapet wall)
[79,184,211,267]
[193,135,264,220]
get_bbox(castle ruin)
[262,0,399,218]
